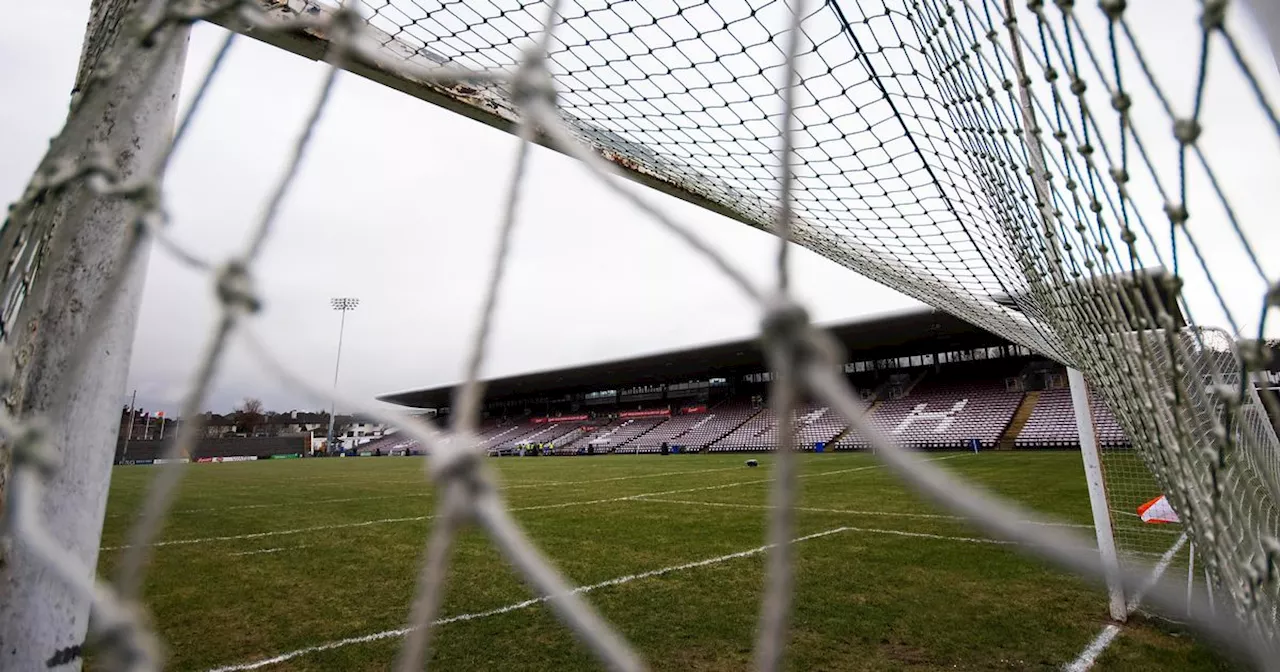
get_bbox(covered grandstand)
[377,306,1144,455]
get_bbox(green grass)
[96,452,1235,671]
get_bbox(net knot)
[1110,92,1130,114]
[760,296,843,379]
[761,296,810,352]
[215,261,261,314]
[89,605,161,672]
[36,151,116,198]
[1200,0,1227,31]
[1163,202,1188,227]
[8,419,55,479]
[1261,537,1280,582]
[1265,280,1279,308]
[512,51,557,109]
[1209,383,1240,407]
[1098,0,1126,21]
[1238,339,1270,371]
[327,7,365,49]
[426,432,490,504]
[1173,118,1201,145]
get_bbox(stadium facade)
[374,306,1147,455]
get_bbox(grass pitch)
[98,452,1233,671]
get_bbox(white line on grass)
[502,465,746,490]
[229,545,307,557]
[205,525,854,672]
[117,465,751,517]
[101,514,433,551]
[103,454,968,551]
[1063,533,1188,671]
[636,497,1095,529]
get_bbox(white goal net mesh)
[1,0,1279,669]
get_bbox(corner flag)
[1137,495,1180,524]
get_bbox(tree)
[235,397,265,435]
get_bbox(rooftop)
[378,306,1005,409]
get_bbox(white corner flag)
[1138,495,1180,524]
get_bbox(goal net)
[1,0,1278,669]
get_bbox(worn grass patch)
[95,452,1237,671]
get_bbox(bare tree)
[234,397,265,435]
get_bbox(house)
[335,417,389,451]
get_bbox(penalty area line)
[204,525,855,671]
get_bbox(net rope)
[1,0,1279,669]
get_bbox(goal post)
[1069,368,1127,623]
[0,1,189,668]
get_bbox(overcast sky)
[2,1,1276,418]
[3,3,921,416]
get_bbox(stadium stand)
[1015,387,1131,448]
[353,431,419,455]
[672,402,760,451]
[349,417,520,456]
[712,402,848,452]
[564,415,668,453]
[492,417,590,454]
[628,412,713,452]
[371,309,1189,455]
[836,379,1023,450]
[710,405,776,452]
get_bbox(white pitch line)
[229,545,307,557]
[205,525,855,672]
[1066,624,1122,671]
[636,497,1095,529]
[103,455,968,551]
[501,465,746,489]
[1063,533,1189,672]
[100,514,433,551]
[114,465,751,517]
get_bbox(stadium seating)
[836,379,1023,450]
[668,402,760,451]
[558,419,623,452]
[712,403,847,451]
[492,418,589,453]
[1015,387,1131,448]
[343,417,518,456]
[352,431,420,455]
[629,412,713,452]
[581,416,668,452]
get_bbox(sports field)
[98,452,1233,671]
